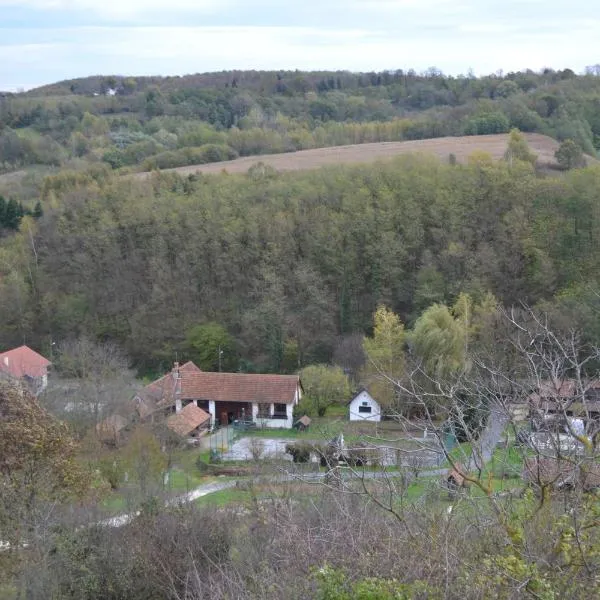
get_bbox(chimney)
[174,363,182,413]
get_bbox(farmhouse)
[134,361,302,429]
[528,378,600,429]
[0,345,51,394]
[348,389,381,422]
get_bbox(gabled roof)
[0,345,51,379]
[182,371,300,404]
[141,361,300,409]
[296,415,311,427]
[528,378,600,404]
[141,361,201,407]
[348,388,378,406]
[167,403,210,437]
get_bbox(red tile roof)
[167,403,210,437]
[0,345,51,379]
[528,378,600,404]
[141,361,300,409]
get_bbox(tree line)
[1,67,600,175]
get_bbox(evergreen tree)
[33,201,43,218]
[0,195,6,227]
[4,198,21,230]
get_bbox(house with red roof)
[528,378,600,430]
[0,345,51,394]
[167,403,211,439]
[134,361,302,429]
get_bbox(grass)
[102,492,128,512]
[241,428,304,439]
[168,468,203,491]
[195,487,253,507]
[324,404,348,417]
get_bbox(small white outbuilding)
[348,389,381,422]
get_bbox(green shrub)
[285,441,313,463]
[464,112,510,135]
[143,144,238,170]
[345,446,368,467]
[293,397,317,419]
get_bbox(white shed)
[348,389,381,422]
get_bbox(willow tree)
[411,302,466,378]
[361,306,405,409]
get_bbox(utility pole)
[218,345,223,372]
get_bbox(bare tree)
[40,336,136,436]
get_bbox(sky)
[1,0,598,91]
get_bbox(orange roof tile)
[0,345,51,379]
[142,361,300,408]
[528,378,600,404]
[167,403,210,437]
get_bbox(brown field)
[136,133,570,179]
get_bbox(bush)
[314,443,337,467]
[555,139,586,170]
[143,144,238,170]
[98,456,124,490]
[196,457,210,473]
[248,438,265,461]
[285,442,313,463]
[293,397,317,420]
[345,446,368,467]
[464,112,510,135]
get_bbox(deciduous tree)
[299,364,351,416]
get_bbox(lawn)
[241,428,305,439]
[195,487,254,507]
[167,468,203,491]
[171,447,210,474]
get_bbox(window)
[273,403,287,419]
[257,403,270,418]
[358,405,372,414]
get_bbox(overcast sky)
[1,0,598,91]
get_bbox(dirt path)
[466,404,510,472]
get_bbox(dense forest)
[1,68,600,374]
[2,67,600,178]
[0,151,599,374]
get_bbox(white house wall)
[349,390,381,422]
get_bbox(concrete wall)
[252,401,294,428]
[349,390,381,422]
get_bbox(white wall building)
[348,389,381,422]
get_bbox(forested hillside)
[1,151,599,374]
[1,68,600,181]
[3,67,600,600]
